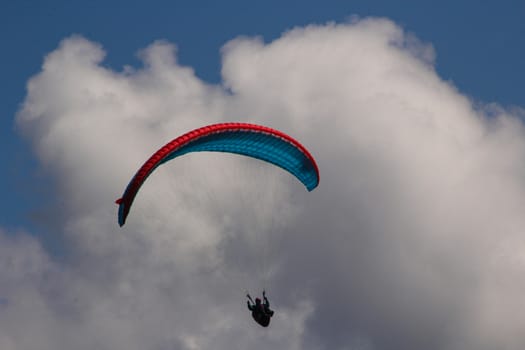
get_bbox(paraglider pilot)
[246,290,274,327]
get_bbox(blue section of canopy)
[160,130,319,191]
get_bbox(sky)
[1,1,525,349]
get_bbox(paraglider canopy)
[116,122,320,226]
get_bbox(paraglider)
[246,290,274,327]
[116,122,319,226]
[115,122,319,327]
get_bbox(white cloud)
[9,17,525,349]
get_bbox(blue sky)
[1,0,524,231]
[2,2,525,349]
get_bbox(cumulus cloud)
[7,17,525,350]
